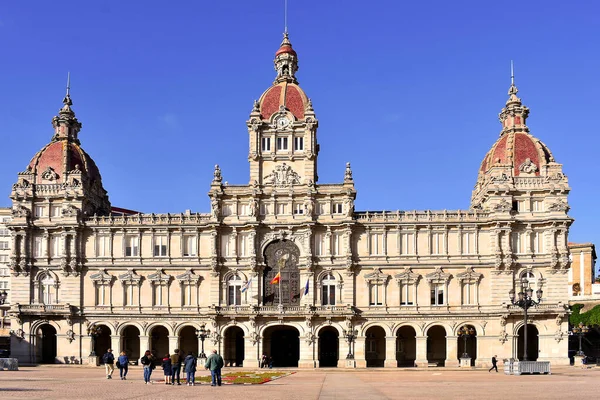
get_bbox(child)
[162,353,173,385]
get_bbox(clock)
[276,116,290,129]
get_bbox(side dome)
[258,82,308,121]
[28,141,102,184]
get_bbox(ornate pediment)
[364,267,390,284]
[176,269,201,284]
[41,166,59,181]
[118,269,141,285]
[147,269,171,284]
[425,267,452,284]
[263,163,301,187]
[455,266,482,284]
[519,158,538,174]
[89,269,113,284]
[394,267,421,284]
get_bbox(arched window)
[520,270,537,290]
[40,273,57,304]
[321,273,336,306]
[228,275,243,306]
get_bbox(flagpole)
[278,266,283,310]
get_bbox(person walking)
[117,351,129,380]
[162,353,173,385]
[183,351,197,386]
[260,354,267,368]
[170,349,182,385]
[140,350,155,384]
[102,349,115,379]
[204,349,224,387]
[489,355,498,372]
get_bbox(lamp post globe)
[572,322,589,357]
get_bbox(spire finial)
[510,60,514,86]
[284,0,288,34]
[62,72,73,108]
[66,71,71,97]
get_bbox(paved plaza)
[0,365,598,399]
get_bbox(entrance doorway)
[365,326,386,367]
[150,326,169,358]
[318,327,339,367]
[38,324,57,364]
[122,325,140,362]
[396,326,417,367]
[94,325,111,360]
[224,326,244,367]
[263,326,300,367]
[178,326,199,357]
[517,324,539,361]
[427,325,446,366]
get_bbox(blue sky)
[0,1,598,248]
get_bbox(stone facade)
[568,243,598,299]
[7,33,574,368]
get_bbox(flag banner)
[270,272,281,285]
[241,277,252,293]
[303,278,309,296]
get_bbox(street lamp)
[0,290,7,305]
[572,322,589,357]
[87,324,102,357]
[195,324,211,359]
[508,277,543,361]
[343,329,358,359]
[457,325,475,359]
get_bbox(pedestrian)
[488,355,498,372]
[140,350,155,384]
[268,356,273,369]
[204,349,224,387]
[183,351,197,386]
[260,354,267,368]
[117,351,129,380]
[170,348,182,385]
[162,353,173,385]
[102,349,115,379]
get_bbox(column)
[168,335,179,354]
[243,336,260,368]
[354,335,367,368]
[298,336,316,368]
[139,335,150,359]
[445,335,459,367]
[340,339,354,368]
[110,335,121,354]
[85,335,98,365]
[384,336,397,368]
[415,335,428,367]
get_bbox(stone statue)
[344,198,354,217]
[211,198,220,219]
[213,165,222,183]
[344,162,353,182]
[248,198,258,217]
[304,199,314,217]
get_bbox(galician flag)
[240,277,252,293]
[302,278,309,296]
[270,272,281,285]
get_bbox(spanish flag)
[270,272,281,285]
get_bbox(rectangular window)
[317,203,327,215]
[332,233,340,256]
[294,137,304,151]
[463,232,471,255]
[400,233,414,255]
[276,137,289,150]
[333,203,343,214]
[34,236,43,257]
[125,236,139,257]
[238,234,247,257]
[97,235,109,257]
[430,283,444,305]
[532,200,544,212]
[400,283,414,305]
[125,285,136,306]
[0,229,9,236]
[369,283,383,306]
[431,233,443,255]
[183,235,197,257]
[259,203,269,215]
[0,241,8,250]
[370,233,383,255]
[153,236,167,257]
[34,206,44,217]
[293,203,304,215]
[228,285,241,306]
[221,204,232,216]
[322,285,336,306]
[0,255,8,263]
[511,232,523,254]
[2,217,11,223]
[314,233,323,256]
[276,203,287,215]
[261,137,271,152]
[50,205,61,217]
[462,282,477,305]
[532,231,543,254]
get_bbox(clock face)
[276,116,290,128]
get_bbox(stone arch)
[174,322,203,336]
[315,269,343,283]
[316,323,344,337]
[261,323,302,367]
[360,322,392,337]
[512,320,545,334]
[223,325,245,367]
[262,240,301,306]
[258,321,306,337]
[221,322,251,337]
[453,321,485,336]
[115,321,145,336]
[30,319,61,335]
[391,322,421,337]
[259,234,306,261]
[88,320,116,334]
[423,322,453,336]
[145,322,174,337]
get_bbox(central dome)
[259,81,308,121]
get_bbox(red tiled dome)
[258,82,308,121]
[478,132,554,177]
[28,140,102,184]
[275,43,297,57]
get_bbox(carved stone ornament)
[518,158,538,174]
[41,166,59,181]
[554,330,564,342]
[498,331,508,344]
[493,199,512,212]
[491,173,510,183]
[212,164,222,184]
[547,199,569,212]
[344,162,353,182]
[10,328,25,341]
[62,204,79,217]
[12,205,30,217]
[263,163,301,186]
[66,329,75,343]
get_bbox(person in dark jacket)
[102,349,115,379]
[204,349,224,386]
[489,355,498,372]
[183,352,197,386]
[162,354,173,385]
[117,351,129,380]
[140,350,155,384]
[170,349,182,385]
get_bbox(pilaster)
[384,336,397,367]
[445,335,459,367]
[354,335,366,368]
[415,336,428,367]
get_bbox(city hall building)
[7,33,573,368]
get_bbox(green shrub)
[570,303,600,326]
